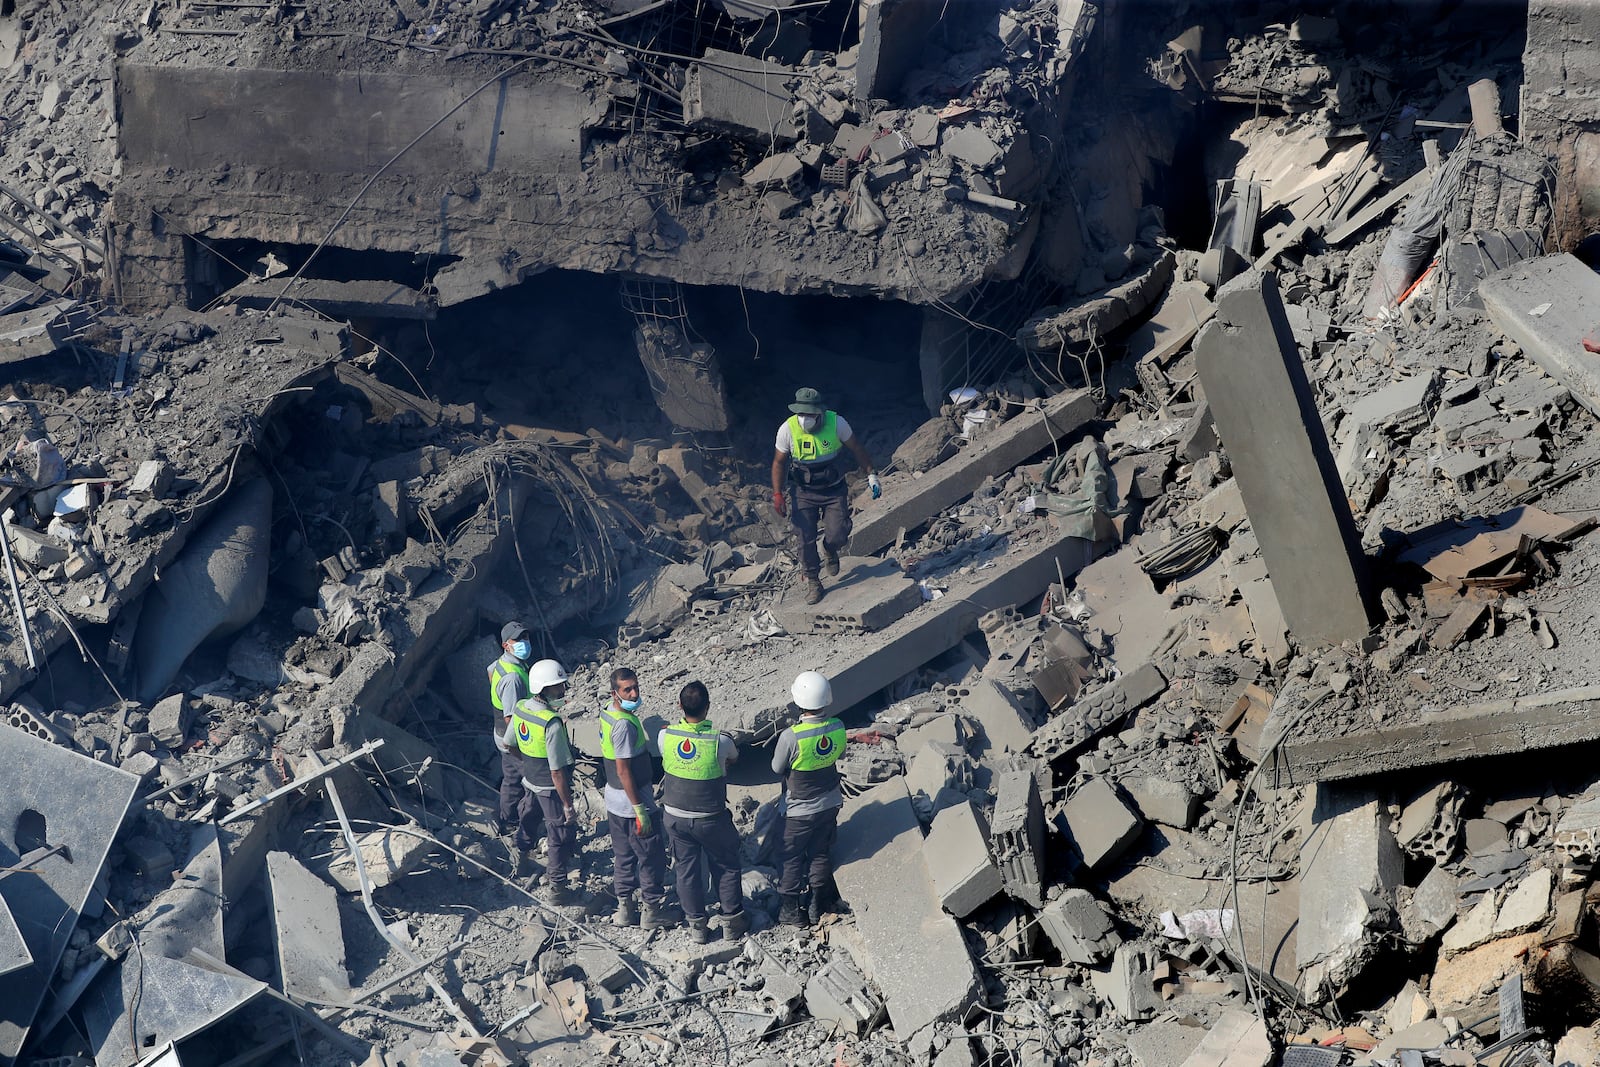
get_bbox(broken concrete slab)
[953,679,1037,757]
[1125,280,1215,368]
[1097,941,1160,1021]
[1061,777,1144,871]
[924,800,1004,918]
[1481,254,1600,418]
[1442,893,1498,955]
[147,692,193,748]
[0,725,142,1061]
[772,556,921,634]
[848,387,1094,556]
[84,951,269,1067]
[1178,1009,1272,1067]
[1037,888,1123,965]
[1493,867,1554,936]
[325,823,436,891]
[1296,784,1405,1001]
[267,851,351,1003]
[1274,685,1600,784]
[804,955,885,1036]
[1194,271,1371,646]
[1123,776,1199,829]
[1028,663,1168,764]
[834,777,982,1039]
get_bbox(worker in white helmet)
[769,670,848,925]
[504,658,581,906]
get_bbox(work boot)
[546,880,580,908]
[688,918,712,944]
[641,900,680,930]
[612,897,639,927]
[778,895,805,926]
[808,893,828,924]
[802,576,824,605]
[722,910,751,941]
[511,848,536,881]
[494,817,515,838]
[822,547,840,577]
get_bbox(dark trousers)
[779,809,839,896]
[499,751,524,825]
[608,812,668,905]
[789,483,851,578]
[531,790,574,880]
[665,811,744,920]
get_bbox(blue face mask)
[619,697,641,712]
[510,640,531,660]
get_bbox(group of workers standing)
[486,387,872,942]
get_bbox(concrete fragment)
[1492,867,1553,935]
[1177,1009,1272,1067]
[1296,784,1404,1001]
[1097,941,1159,1021]
[1401,864,1459,943]
[990,769,1049,906]
[1365,1019,1450,1066]
[1027,663,1168,763]
[1037,888,1122,965]
[147,693,194,748]
[1123,776,1198,829]
[955,679,1037,757]
[6,526,67,568]
[325,824,435,891]
[924,801,1003,918]
[122,836,176,878]
[1481,255,1600,418]
[833,778,981,1038]
[1061,777,1142,871]
[572,945,633,993]
[266,851,350,1002]
[1343,371,1439,438]
[130,460,174,497]
[942,126,1001,168]
[1194,271,1370,646]
[804,955,884,1036]
[683,50,800,143]
[1128,1022,1207,1067]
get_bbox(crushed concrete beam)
[1274,684,1600,784]
[722,528,1106,742]
[849,387,1094,557]
[1481,254,1600,419]
[0,726,141,1060]
[267,851,351,1003]
[834,777,981,1040]
[924,800,1004,918]
[1194,271,1371,646]
[1296,784,1405,1002]
[223,277,436,320]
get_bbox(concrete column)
[1193,272,1370,647]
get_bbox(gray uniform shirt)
[661,732,739,819]
[771,716,844,818]
[603,711,657,818]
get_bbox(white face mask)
[797,414,819,432]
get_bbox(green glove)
[632,803,654,837]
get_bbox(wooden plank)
[1323,169,1432,245]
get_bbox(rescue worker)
[488,622,536,849]
[771,387,880,606]
[601,668,675,929]
[503,659,581,905]
[658,680,748,943]
[770,671,847,925]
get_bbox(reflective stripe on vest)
[787,718,845,804]
[488,655,529,713]
[512,699,559,788]
[600,705,653,792]
[659,720,726,811]
[786,412,844,487]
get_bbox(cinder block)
[1061,777,1143,871]
[148,693,194,748]
[1037,888,1122,965]
[924,801,1003,918]
[1123,775,1198,829]
[990,768,1048,907]
[1027,663,1167,763]
[804,955,884,1036]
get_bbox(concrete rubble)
[6,1,1600,1066]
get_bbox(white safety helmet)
[528,659,568,693]
[791,670,833,711]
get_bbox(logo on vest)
[813,734,835,757]
[675,738,697,759]
[517,720,532,742]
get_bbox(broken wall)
[1523,0,1600,244]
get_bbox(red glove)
[772,490,786,517]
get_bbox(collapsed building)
[6,0,1600,1065]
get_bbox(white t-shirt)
[775,414,853,454]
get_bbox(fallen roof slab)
[1273,684,1600,785]
[1480,254,1600,418]
[848,387,1095,557]
[834,776,981,1039]
[0,724,141,1061]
